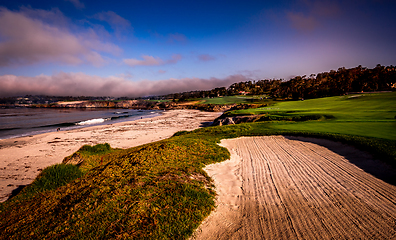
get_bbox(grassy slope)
[0,93,395,239]
[226,92,396,140]
[0,137,229,239]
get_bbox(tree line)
[163,64,396,100]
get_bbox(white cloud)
[93,11,130,29]
[92,11,132,38]
[123,54,182,67]
[0,8,121,67]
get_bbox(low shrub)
[11,164,83,200]
[79,143,112,154]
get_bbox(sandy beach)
[0,109,221,202]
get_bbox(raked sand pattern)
[193,136,396,239]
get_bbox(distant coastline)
[0,99,235,112]
[1,99,167,110]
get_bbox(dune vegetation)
[0,92,395,239]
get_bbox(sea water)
[0,108,161,140]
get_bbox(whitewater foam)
[76,118,110,125]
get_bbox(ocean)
[0,108,161,140]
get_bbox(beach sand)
[0,109,221,202]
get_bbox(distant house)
[239,91,250,95]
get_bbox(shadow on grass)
[6,185,27,201]
[285,136,396,186]
[199,121,214,127]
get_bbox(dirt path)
[192,136,396,239]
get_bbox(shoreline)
[0,108,162,141]
[0,109,221,202]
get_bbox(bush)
[79,143,111,154]
[20,164,83,197]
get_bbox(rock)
[62,153,84,165]
[213,117,235,126]
[212,115,263,126]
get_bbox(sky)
[0,0,395,97]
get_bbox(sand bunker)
[193,136,396,239]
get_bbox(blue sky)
[0,0,395,97]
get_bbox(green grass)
[9,164,84,202]
[201,95,270,104]
[0,92,395,239]
[271,122,396,140]
[79,143,112,154]
[63,143,117,173]
[147,99,170,103]
[225,92,396,140]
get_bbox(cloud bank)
[0,73,248,97]
[0,8,121,67]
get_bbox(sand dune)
[0,110,221,202]
[193,136,396,239]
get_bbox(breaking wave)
[76,118,110,125]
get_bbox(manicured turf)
[271,122,396,140]
[227,92,396,140]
